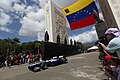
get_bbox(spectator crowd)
[0,53,42,68]
[97,28,120,80]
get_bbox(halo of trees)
[0,38,42,56]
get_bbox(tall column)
[98,0,118,29]
[45,0,68,44]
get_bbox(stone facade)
[45,0,68,44]
[107,0,120,29]
[98,0,118,29]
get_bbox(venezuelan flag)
[62,0,98,30]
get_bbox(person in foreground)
[99,28,120,80]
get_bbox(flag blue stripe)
[66,1,98,23]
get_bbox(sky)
[0,0,104,44]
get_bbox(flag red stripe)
[70,14,96,30]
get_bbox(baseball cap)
[105,28,120,37]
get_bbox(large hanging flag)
[62,0,98,30]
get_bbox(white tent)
[87,46,98,51]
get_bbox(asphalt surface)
[0,52,107,80]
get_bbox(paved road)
[0,52,107,80]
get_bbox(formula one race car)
[28,61,48,72]
[45,55,68,67]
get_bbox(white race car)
[45,55,68,67]
[28,61,47,72]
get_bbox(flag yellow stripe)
[62,0,94,16]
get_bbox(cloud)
[0,0,20,33]
[0,0,12,12]
[19,8,45,36]
[25,6,35,13]
[38,32,44,41]
[0,0,20,12]
[8,0,45,40]
[0,27,11,32]
[26,9,45,21]
[69,26,98,44]
[0,12,10,26]
[38,0,48,7]
[0,12,12,33]
[13,3,26,12]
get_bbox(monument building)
[98,0,118,29]
[45,0,68,44]
[95,0,120,38]
[107,0,120,29]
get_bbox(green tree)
[76,42,85,52]
[34,41,41,54]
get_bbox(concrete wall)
[41,42,80,60]
[98,0,118,29]
[107,0,120,29]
